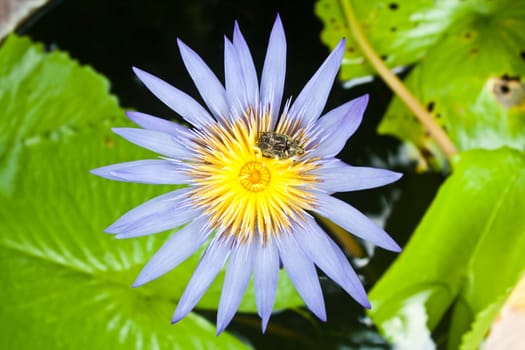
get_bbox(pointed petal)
[112,128,192,159]
[313,192,401,252]
[316,159,402,193]
[295,216,369,307]
[287,39,345,127]
[233,21,259,109]
[216,241,255,334]
[132,67,215,128]
[260,14,286,129]
[172,236,231,323]
[106,188,199,238]
[224,37,246,119]
[177,39,229,120]
[133,216,210,286]
[254,238,279,332]
[327,235,370,308]
[125,111,194,140]
[310,94,368,157]
[277,232,326,321]
[91,160,190,184]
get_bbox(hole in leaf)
[490,75,525,108]
[380,54,388,61]
[388,3,399,10]
[521,50,525,61]
[426,101,435,112]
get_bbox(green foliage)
[316,0,435,81]
[316,0,525,168]
[0,35,302,349]
[368,148,525,349]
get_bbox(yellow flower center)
[187,112,319,243]
[239,161,271,192]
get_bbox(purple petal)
[295,216,369,307]
[216,240,255,335]
[316,159,402,193]
[313,192,401,252]
[310,94,368,158]
[112,128,192,159]
[277,232,326,321]
[254,238,279,332]
[224,37,246,119]
[176,39,229,120]
[90,160,190,184]
[327,237,370,308]
[132,67,215,128]
[260,14,286,129]
[172,236,231,323]
[287,39,345,127]
[106,188,199,238]
[233,21,259,109]
[125,111,194,140]
[133,216,211,287]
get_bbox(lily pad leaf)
[315,0,436,83]
[368,148,525,350]
[379,0,525,167]
[317,0,525,169]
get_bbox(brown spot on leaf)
[105,136,115,148]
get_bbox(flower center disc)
[239,161,271,192]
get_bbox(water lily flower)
[92,15,401,334]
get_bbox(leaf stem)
[339,0,457,159]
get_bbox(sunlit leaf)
[368,148,525,350]
[379,0,525,168]
[315,0,435,82]
[316,0,525,169]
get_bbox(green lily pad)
[315,0,436,82]
[368,148,525,349]
[317,0,525,169]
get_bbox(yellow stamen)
[186,111,320,242]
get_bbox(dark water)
[21,0,443,348]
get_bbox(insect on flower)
[257,131,304,159]
[91,14,402,334]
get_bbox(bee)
[257,132,304,159]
